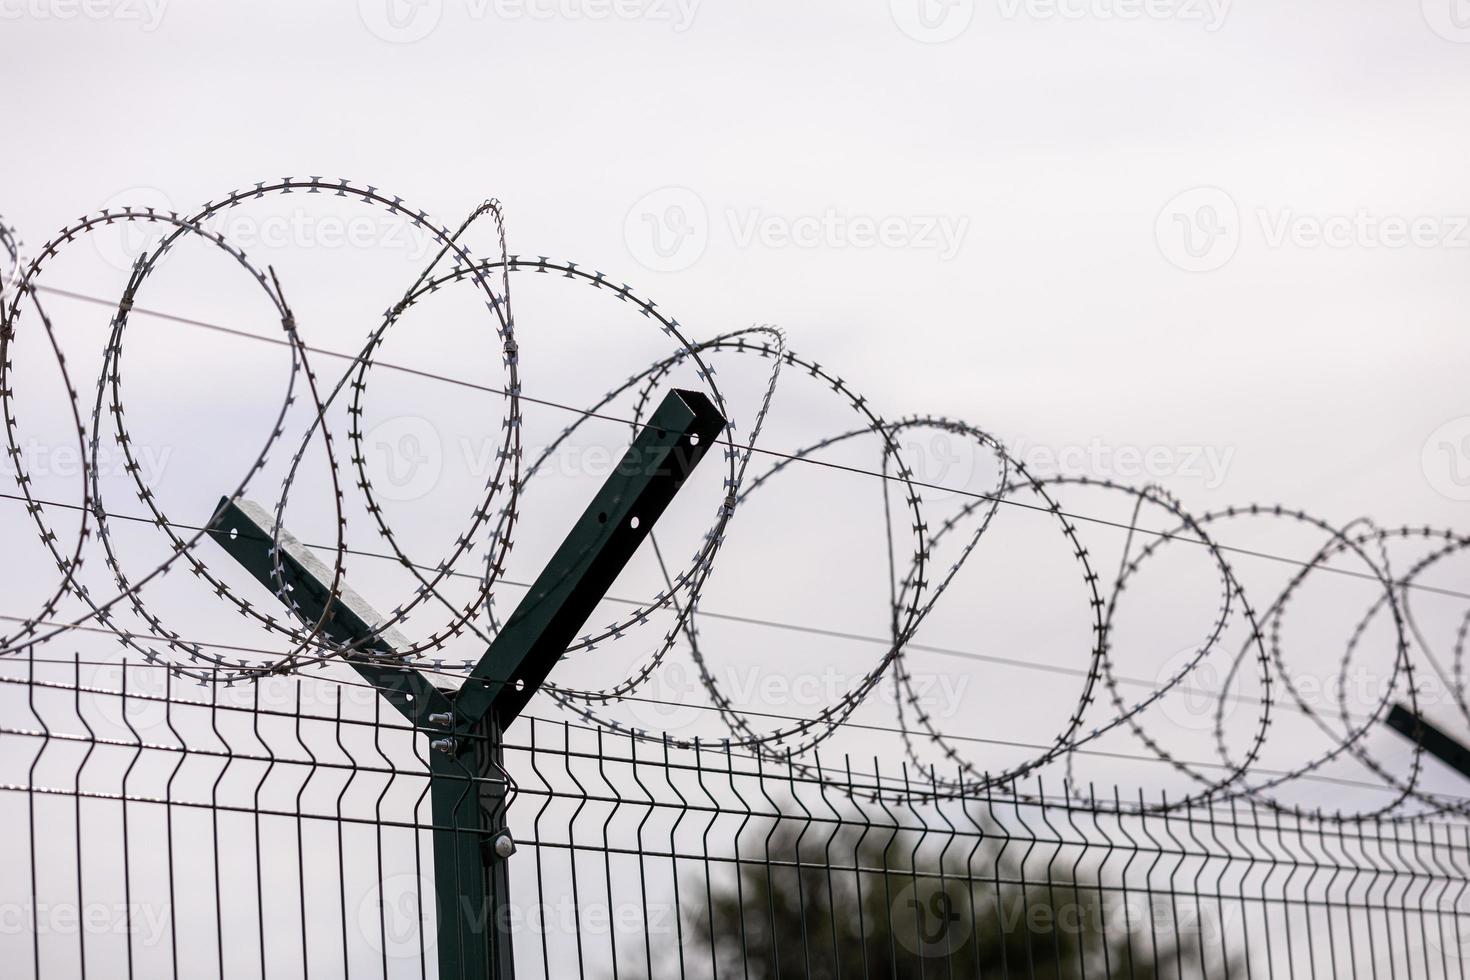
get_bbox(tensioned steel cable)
[3,179,1467,821]
[35,282,1470,604]
[0,487,1378,727]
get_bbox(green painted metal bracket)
[1386,702,1470,783]
[205,387,726,980]
[205,496,455,722]
[452,386,726,726]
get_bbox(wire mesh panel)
[4,659,1467,979]
[1,657,441,978]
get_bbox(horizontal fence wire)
[2,660,1467,980]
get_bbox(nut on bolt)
[427,711,454,727]
[430,737,457,755]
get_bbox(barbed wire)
[40,279,1470,604]
[2,180,1465,823]
[0,486,1378,726]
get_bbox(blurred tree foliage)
[655,818,1240,980]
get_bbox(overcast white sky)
[4,0,1470,816]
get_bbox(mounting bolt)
[427,711,454,727]
[430,737,457,755]
[491,832,516,859]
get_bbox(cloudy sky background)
[2,0,1470,833]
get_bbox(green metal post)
[207,388,726,979]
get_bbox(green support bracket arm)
[1385,702,1470,783]
[206,386,724,731]
[203,386,726,980]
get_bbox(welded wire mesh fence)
[3,656,1467,980]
